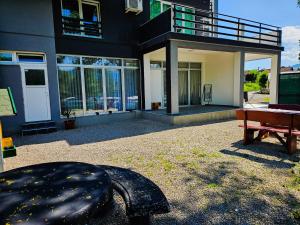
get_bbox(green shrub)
[244,82,260,92]
[259,73,268,88]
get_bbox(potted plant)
[62,108,76,130]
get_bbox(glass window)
[82,57,103,66]
[125,69,139,110]
[124,59,139,67]
[25,69,45,85]
[61,0,101,37]
[82,2,100,36]
[18,54,44,63]
[150,0,162,19]
[0,52,13,62]
[150,61,162,69]
[102,58,122,67]
[61,0,80,35]
[58,66,83,115]
[178,71,189,105]
[190,63,201,69]
[84,68,104,112]
[61,0,80,18]
[105,69,123,111]
[178,62,189,69]
[184,8,195,35]
[190,70,201,105]
[57,55,80,65]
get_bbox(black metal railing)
[172,4,282,46]
[62,16,102,38]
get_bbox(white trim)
[0,51,46,65]
[20,63,51,122]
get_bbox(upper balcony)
[139,3,283,51]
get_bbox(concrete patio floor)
[4,119,300,225]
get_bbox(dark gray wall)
[0,0,60,134]
[0,66,25,134]
[53,0,211,58]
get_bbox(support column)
[143,53,152,110]
[270,54,281,104]
[166,41,179,114]
[233,51,245,107]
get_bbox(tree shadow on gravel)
[15,119,175,147]
[152,161,299,225]
[15,118,235,147]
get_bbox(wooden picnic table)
[0,162,113,225]
[236,107,300,154]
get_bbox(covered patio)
[141,44,280,123]
[142,105,237,125]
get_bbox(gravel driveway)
[4,119,300,225]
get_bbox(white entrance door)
[21,64,51,122]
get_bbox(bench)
[269,104,300,111]
[97,165,170,224]
[236,109,300,154]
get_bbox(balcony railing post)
[171,4,175,32]
[259,23,262,44]
[278,29,282,47]
[237,18,240,41]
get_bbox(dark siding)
[53,0,210,58]
[53,0,150,58]
[0,66,25,135]
[0,0,60,134]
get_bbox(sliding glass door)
[58,66,83,114]
[105,69,122,112]
[84,68,104,112]
[190,70,201,105]
[125,69,139,110]
[178,70,189,105]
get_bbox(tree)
[245,72,257,82]
[298,0,300,7]
[259,73,268,89]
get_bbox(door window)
[25,69,46,86]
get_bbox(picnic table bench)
[236,107,300,154]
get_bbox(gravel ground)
[4,119,300,225]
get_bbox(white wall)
[144,48,237,109]
[150,70,164,103]
[205,52,235,106]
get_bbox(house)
[0,0,283,134]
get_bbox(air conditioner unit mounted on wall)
[125,0,143,14]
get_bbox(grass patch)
[154,153,176,173]
[244,82,260,92]
[191,147,207,158]
[263,97,270,103]
[185,161,201,171]
[207,183,220,188]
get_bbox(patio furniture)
[0,162,113,225]
[236,108,300,154]
[269,104,300,111]
[98,165,170,224]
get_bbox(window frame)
[0,51,46,65]
[60,0,102,38]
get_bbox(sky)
[219,0,300,70]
